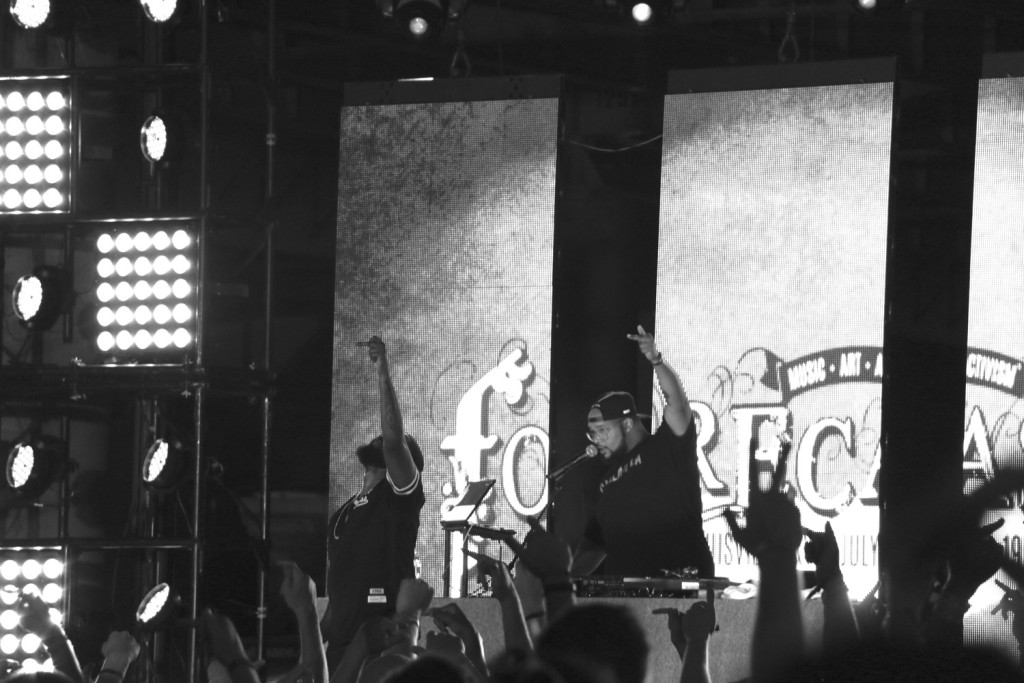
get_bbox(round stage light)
[140,115,168,163]
[41,583,61,604]
[42,559,63,579]
[12,267,68,331]
[9,0,51,29]
[0,562,19,582]
[26,91,44,111]
[140,0,176,22]
[97,331,115,352]
[0,634,18,656]
[0,610,18,630]
[41,188,62,208]
[21,559,41,580]
[4,439,65,499]
[45,91,65,110]
[136,583,173,627]
[393,0,447,41]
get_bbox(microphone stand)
[506,461,577,571]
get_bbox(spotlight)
[136,583,182,630]
[9,0,50,29]
[139,0,176,22]
[12,266,68,331]
[617,0,669,25]
[141,438,189,492]
[140,116,168,163]
[631,2,653,24]
[379,0,463,41]
[3,438,67,500]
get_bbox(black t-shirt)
[324,469,424,651]
[584,418,714,577]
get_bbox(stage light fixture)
[9,0,50,28]
[92,227,197,358]
[3,438,67,500]
[0,549,63,672]
[140,115,168,163]
[631,2,653,24]
[616,0,669,25]
[378,0,457,41]
[396,0,447,40]
[0,77,71,215]
[136,583,182,630]
[139,0,176,22]
[141,438,189,492]
[12,266,69,332]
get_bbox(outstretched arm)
[805,521,859,653]
[279,561,330,683]
[509,517,576,623]
[18,589,85,683]
[655,586,717,683]
[470,549,532,654]
[364,336,418,491]
[725,491,804,683]
[627,325,692,435]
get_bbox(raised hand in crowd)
[467,549,532,654]
[804,521,859,652]
[393,577,434,652]
[426,601,488,679]
[330,578,436,683]
[724,441,803,683]
[279,561,329,683]
[94,630,140,683]
[506,517,575,622]
[922,517,1005,647]
[654,586,717,683]
[329,616,408,683]
[16,588,84,683]
[200,608,259,683]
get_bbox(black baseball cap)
[589,391,647,422]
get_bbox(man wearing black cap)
[322,336,425,673]
[572,325,714,579]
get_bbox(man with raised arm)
[322,336,425,674]
[572,325,714,579]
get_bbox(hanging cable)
[450,21,471,76]
[778,6,801,63]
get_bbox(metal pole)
[256,0,278,665]
[188,0,210,679]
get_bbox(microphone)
[547,444,599,481]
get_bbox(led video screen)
[655,62,895,598]
[963,58,1024,661]
[331,78,560,596]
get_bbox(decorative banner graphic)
[962,67,1024,663]
[331,82,560,597]
[656,72,895,598]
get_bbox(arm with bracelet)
[95,630,140,683]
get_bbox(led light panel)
[92,227,197,357]
[0,77,70,214]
